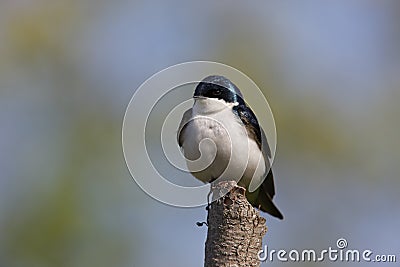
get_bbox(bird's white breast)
[181,98,266,189]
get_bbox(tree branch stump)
[205,181,267,267]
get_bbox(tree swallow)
[177,75,283,219]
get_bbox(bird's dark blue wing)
[233,103,276,200]
[233,104,272,159]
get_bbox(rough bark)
[204,181,267,267]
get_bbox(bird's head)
[194,75,244,105]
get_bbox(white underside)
[180,98,266,190]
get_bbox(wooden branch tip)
[205,181,267,267]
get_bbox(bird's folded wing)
[177,108,193,147]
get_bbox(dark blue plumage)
[194,75,244,105]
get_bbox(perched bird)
[177,75,283,219]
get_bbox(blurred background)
[1,1,399,266]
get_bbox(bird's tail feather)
[257,174,284,219]
[257,187,284,219]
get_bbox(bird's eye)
[212,90,221,96]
